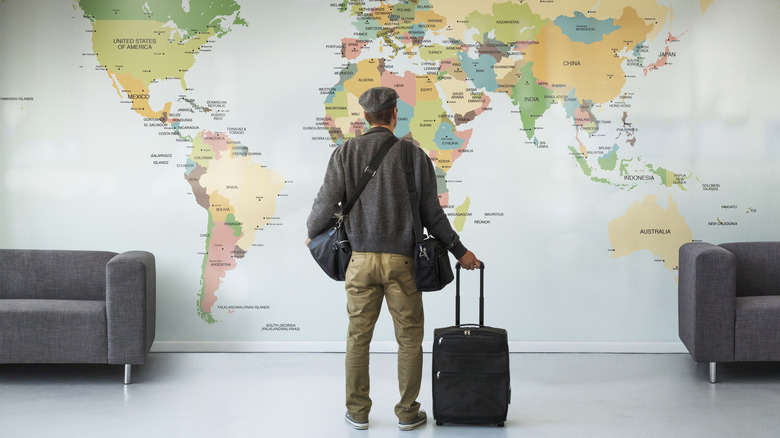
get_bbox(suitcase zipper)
[436,370,509,379]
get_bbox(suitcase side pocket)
[434,351,508,375]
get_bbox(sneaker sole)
[398,418,426,431]
[345,414,368,430]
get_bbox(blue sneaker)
[398,410,427,431]
[345,412,368,430]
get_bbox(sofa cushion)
[735,295,780,361]
[0,250,116,300]
[0,299,107,363]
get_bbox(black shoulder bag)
[309,133,398,281]
[402,141,454,291]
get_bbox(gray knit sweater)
[307,127,467,259]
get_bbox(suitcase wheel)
[436,420,443,426]
[498,422,505,427]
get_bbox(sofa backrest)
[720,242,780,297]
[0,249,117,301]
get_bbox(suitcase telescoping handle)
[455,262,485,326]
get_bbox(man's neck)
[370,124,394,131]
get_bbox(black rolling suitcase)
[432,263,510,426]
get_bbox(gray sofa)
[0,249,155,384]
[678,242,780,383]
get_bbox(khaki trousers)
[344,251,424,423]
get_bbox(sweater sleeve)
[306,147,346,238]
[416,148,468,259]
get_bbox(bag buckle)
[364,165,377,177]
[418,244,429,261]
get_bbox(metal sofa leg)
[124,364,132,385]
[709,362,717,384]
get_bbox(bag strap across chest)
[341,132,398,217]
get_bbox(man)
[306,87,480,431]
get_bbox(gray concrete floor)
[2,353,780,437]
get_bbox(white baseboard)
[151,341,688,354]
[508,342,688,354]
[150,342,346,353]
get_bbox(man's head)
[359,87,398,128]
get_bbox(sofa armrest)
[678,242,736,362]
[106,251,156,365]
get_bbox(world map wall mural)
[2,0,778,351]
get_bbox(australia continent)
[607,194,692,271]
